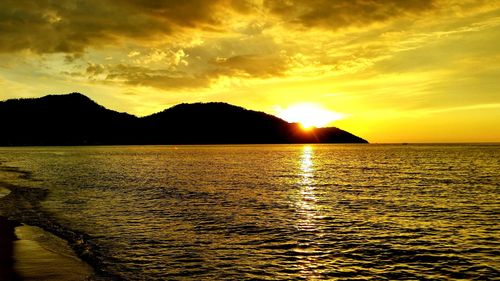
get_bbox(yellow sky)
[0,0,499,142]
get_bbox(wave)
[0,163,115,281]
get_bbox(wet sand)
[0,188,93,281]
[13,225,93,281]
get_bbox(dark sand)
[0,216,22,281]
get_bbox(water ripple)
[0,144,498,280]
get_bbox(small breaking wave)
[0,163,116,281]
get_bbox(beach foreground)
[0,189,93,281]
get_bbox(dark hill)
[143,102,292,144]
[0,93,368,145]
[0,93,140,145]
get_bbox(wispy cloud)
[418,103,500,115]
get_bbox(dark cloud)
[0,0,439,54]
[64,53,83,63]
[109,64,211,89]
[123,74,211,90]
[264,0,436,29]
[76,52,289,90]
[0,0,252,54]
[83,64,211,89]
[86,63,106,76]
[211,54,288,77]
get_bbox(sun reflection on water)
[298,145,317,223]
[300,146,313,180]
[295,145,322,278]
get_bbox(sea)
[0,144,498,280]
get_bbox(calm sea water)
[0,144,499,280]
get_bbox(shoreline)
[0,184,94,281]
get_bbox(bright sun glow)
[277,103,345,129]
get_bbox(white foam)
[0,186,10,198]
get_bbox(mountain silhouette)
[0,93,368,145]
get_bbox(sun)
[276,103,345,129]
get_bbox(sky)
[0,0,499,143]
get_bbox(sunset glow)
[0,2,499,279]
[0,1,499,142]
[277,104,345,129]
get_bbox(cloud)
[264,0,436,29]
[64,53,83,63]
[135,49,189,67]
[81,63,211,90]
[71,49,289,90]
[86,63,106,76]
[211,54,288,77]
[0,0,252,54]
[419,103,500,115]
[122,73,211,90]
[1,0,495,58]
[77,52,288,90]
[3,0,499,94]
[127,51,141,58]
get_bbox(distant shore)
[0,93,368,146]
[0,185,93,281]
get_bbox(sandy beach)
[0,187,93,281]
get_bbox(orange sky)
[0,0,499,142]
